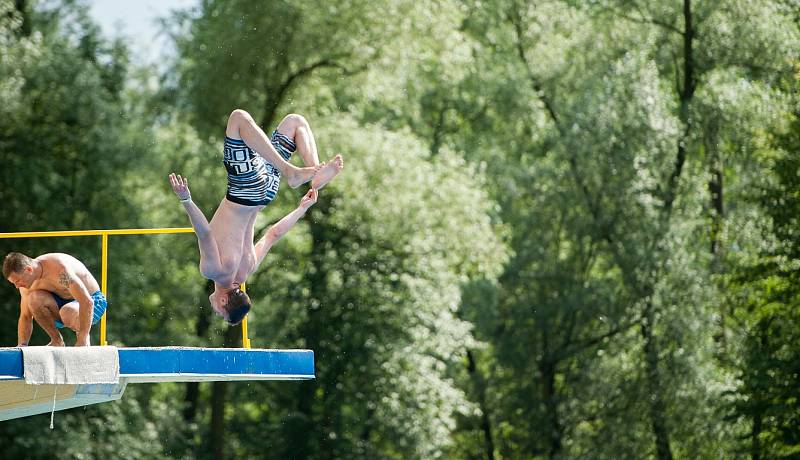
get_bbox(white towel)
[21,346,119,385]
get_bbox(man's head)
[209,286,252,325]
[3,252,38,289]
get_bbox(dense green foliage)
[725,113,800,459]
[0,0,798,459]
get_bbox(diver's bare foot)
[287,164,321,189]
[47,338,65,347]
[75,335,91,347]
[311,154,344,190]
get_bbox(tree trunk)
[751,410,762,460]
[360,407,375,454]
[184,280,214,423]
[467,349,496,460]
[261,90,284,133]
[210,382,226,460]
[709,149,727,348]
[539,358,563,458]
[288,208,327,459]
[210,325,242,460]
[431,101,449,157]
[641,2,695,457]
[750,325,770,460]
[709,160,723,260]
[664,0,696,219]
[641,300,673,460]
[13,0,32,36]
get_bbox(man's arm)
[17,288,33,347]
[169,173,213,238]
[254,189,318,266]
[61,268,95,345]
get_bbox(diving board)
[0,347,314,421]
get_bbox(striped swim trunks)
[222,130,297,206]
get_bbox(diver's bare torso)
[209,198,263,286]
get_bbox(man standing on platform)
[3,252,107,347]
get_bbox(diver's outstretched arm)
[253,188,317,267]
[169,173,225,280]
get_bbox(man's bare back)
[23,254,100,298]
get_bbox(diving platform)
[0,347,314,421]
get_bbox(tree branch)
[261,57,350,126]
[595,1,684,36]
[556,316,641,362]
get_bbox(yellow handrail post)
[241,283,251,349]
[100,232,108,346]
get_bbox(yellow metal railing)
[0,228,251,348]
[240,283,251,349]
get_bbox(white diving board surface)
[0,347,314,421]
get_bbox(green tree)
[396,0,798,458]
[725,105,800,458]
[169,0,428,131]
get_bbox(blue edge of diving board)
[0,347,315,382]
[0,347,314,421]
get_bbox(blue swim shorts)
[52,290,108,329]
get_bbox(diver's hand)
[299,188,318,211]
[169,173,192,202]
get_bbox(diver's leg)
[227,109,318,188]
[274,114,344,190]
[275,114,320,166]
